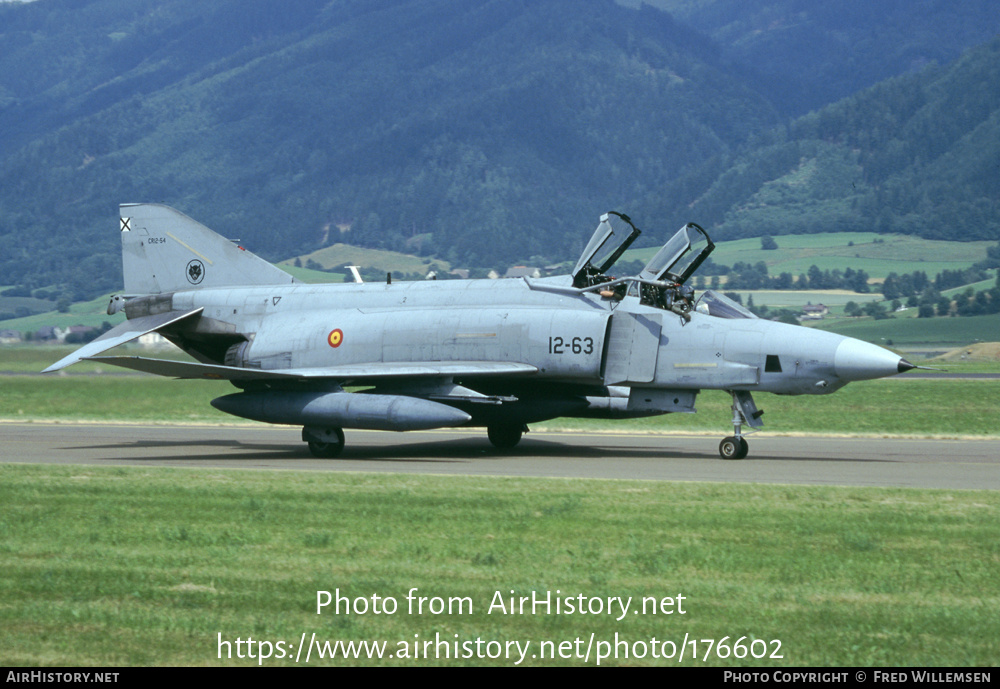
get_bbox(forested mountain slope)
[624,0,1000,116]
[649,36,1000,244]
[0,0,778,298]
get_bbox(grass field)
[942,278,998,298]
[813,312,1000,347]
[3,350,998,667]
[722,290,883,310]
[1,463,996,666]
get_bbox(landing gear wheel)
[719,436,748,460]
[304,427,345,458]
[487,423,524,450]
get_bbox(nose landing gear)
[719,391,762,460]
[719,435,749,460]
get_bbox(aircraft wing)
[85,356,538,382]
[42,308,204,373]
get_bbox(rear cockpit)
[571,212,641,289]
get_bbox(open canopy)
[571,212,641,287]
[638,222,714,285]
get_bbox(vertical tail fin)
[120,203,299,294]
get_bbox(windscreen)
[695,290,758,319]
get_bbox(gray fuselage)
[157,275,896,405]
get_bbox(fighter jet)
[44,204,916,459]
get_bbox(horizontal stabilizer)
[84,356,538,382]
[42,308,203,373]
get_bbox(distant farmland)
[628,232,994,281]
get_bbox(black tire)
[306,428,345,458]
[719,436,748,460]
[487,424,523,450]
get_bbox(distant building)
[34,326,61,341]
[63,325,102,344]
[0,329,23,344]
[138,332,171,348]
[800,304,829,320]
[503,266,542,279]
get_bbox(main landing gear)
[301,424,529,457]
[718,391,763,460]
[487,422,527,450]
[303,426,345,458]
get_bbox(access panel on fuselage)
[603,311,661,385]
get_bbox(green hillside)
[655,36,1000,246]
[0,294,123,333]
[282,243,452,278]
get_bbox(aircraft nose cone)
[834,338,908,382]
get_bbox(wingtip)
[41,357,77,374]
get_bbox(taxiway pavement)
[2,422,996,489]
